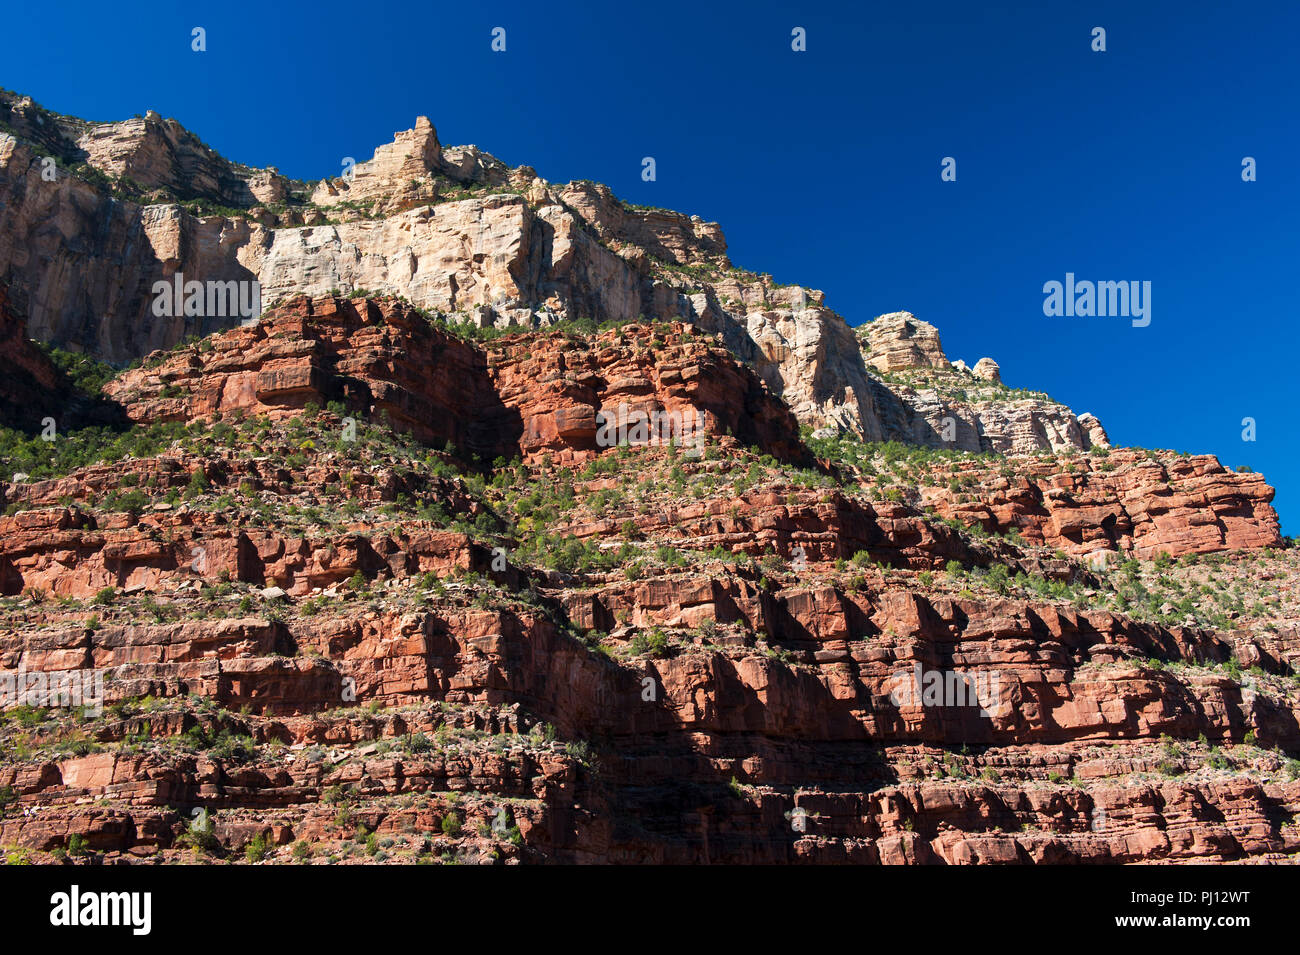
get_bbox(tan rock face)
[254,195,536,316]
[0,101,1110,454]
[972,357,1000,382]
[556,180,728,266]
[1077,412,1111,449]
[311,115,443,211]
[730,305,885,441]
[75,113,289,207]
[0,134,265,360]
[0,101,1092,451]
[0,92,285,209]
[850,311,1107,453]
[969,400,1088,453]
[247,170,288,205]
[860,312,949,372]
[870,381,1088,454]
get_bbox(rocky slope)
[860,312,1106,454]
[0,91,1094,454]
[0,90,1295,866]
[100,295,809,469]
[0,300,1294,865]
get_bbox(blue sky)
[4,0,1297,532]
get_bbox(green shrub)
[244,831,271,862]
[629,629,670,658]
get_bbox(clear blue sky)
[4,0,1297,533]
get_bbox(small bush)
[244,831,271,863]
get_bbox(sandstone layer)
[101,295,808,467]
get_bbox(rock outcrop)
[921,449,1282,558]
[1077,412,1111,449]
[861,312,950,372]
[972,357,1001,383]
[0,132,263,359]
[859,311,1105,453]
[0,95,1091,452]
[74,112,289,207]
[0,92,289,208]
[102,294,809,467]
